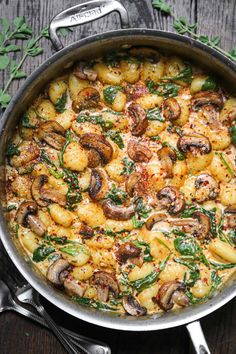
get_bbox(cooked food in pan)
[5,47,236,316]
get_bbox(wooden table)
[0,0,236,353]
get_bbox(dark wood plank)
[0,0,235,353]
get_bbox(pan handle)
[186,321,211,354]
[49,0,130,51]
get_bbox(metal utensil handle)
[32,291,84,354]
[49,0,130,51]
[186,321,211,354]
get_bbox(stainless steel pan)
[0,1,235,353]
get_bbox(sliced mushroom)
[116,242,141,263]
[158,147,177,178]
[171,290,189,307]
[89,168,108,201]
[122,295,147,316]
[38,121,66,150]
[157,186,185,215]
[127,140,152,163]
[192,211,211,240]
[177,134,211,154]
[46,258,70,287]
[74,62,97,81]
[64,275,87,296]
[163,98,181,121]
[72,87,100,112]
[92,271,119,302]
[80,133,113,165]
[191,91,223,110]
[87,149,101,168]
[79,223,94,239]
[158,281,187,311]
[102,199,135,221]
[128,103,148,136]
[224,208,236,229]
[125,172,140,196]
[15,201,46,237]
[31,175,66,207]
[195,173,219,202]
[145,212,168,230]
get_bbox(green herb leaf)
[105,130,124,149]
[173,18,197,35]
[230,126,236,145]
[103,86,122,105]
[201,77,218,91]
[120,157,135,176]
[215,152,234,177]
[107,184,127,205]
[32,245,55,262]
[21,113,36,128]
[0,90,11,107]
[147,80,179,97]
[135,197,152,219]
[6,143,20,156]
[55,91,67,113]
[0,18,10,34]
[73,296,118,311]
[162,66,193,83]
[147,107,164,122]
[162,141,185,160]
[0,54,10,70]
[133,240,153,262]
[131,215,145,229]
[152,0,171,14]
[210,261,236,270]
[61,243,89,257]
[77,113,114,131]
[174,236,209,266]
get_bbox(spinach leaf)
[162,141,185,160]
[55,91,67,113]
[174,236,209,266]
[73,296,118,311]
[120,157,135,176]
[210,261,236,270]
[202,77,218,91]
[147,107,164,122]
[131,215,145,229]
[215,152,234,177]
[60,243,90,257]
[32,245,55,262]
[107,184,127,205]
[7,204,17,211]
[131,254,170,292]
[230,126,236,145]
[174,258,200,287]
[133,240,153,262]
[135,197,152,219]
[105,130,124,149]
[21,113,36,128]
[147,80,179,97]
[6,143,20,157]
[162,66,193,83]
[103,53,120,68]
[103,86,122,104]
[45,235,70,245]
[77,113,114,131]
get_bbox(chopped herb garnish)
[32,245,55,262]
[107,184,127,205]
[147,107,164,122]
[103,86,122,105]
[6,143,20,157]
[55,91,67,113]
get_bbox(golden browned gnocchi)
[6,48,236,317]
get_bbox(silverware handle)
[32,292,85,354]
[186,321,211,354]
[49,0,130,51]
[11,300,110,354]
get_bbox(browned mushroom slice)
[128,103,148,136]
[224,208,236,229]
[79,223,94,239]
[38,121,66,150]
[15,201,46,237]
[102,199,135,221]
[191,91,223,110]
[87,149,101,168]
[177,134,211,154]
[80,133,113,165]
[31,175,66,207]
[74,62,97,81]
[116,242,141,263]
[92,271,119,302]
[125,172,140,197]
[195,173,219,202]
[145,212,168,230]
[72,87,100,112]
[171,290,189,307]
[158,281,186,311]
[158,147,177,178]
[89,168,108,201]
[63,275,87,296]
[157,186,185,215]
[192,211,211,240]
[163,98,181,121]
[127,140,152,163]
[46,258,70,287]
[122,295,147,316]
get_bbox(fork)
[0,279,110,354]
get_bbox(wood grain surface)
[0,0,235,353]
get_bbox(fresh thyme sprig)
[152,1,236,62]
[0,17,72,109]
